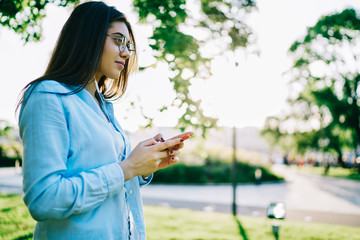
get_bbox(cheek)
[100,49,115,70]
[101,41,117,63]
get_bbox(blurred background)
[1,0,360,239]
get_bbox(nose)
[120,47,130,60]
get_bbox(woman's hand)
[165,132,193,150]
[153,132,193,171]
[118,136,184,181]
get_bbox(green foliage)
[260,116,284,148]
[152,164,208,183]
[293,165,360,181]
[262,8,360,162]
[288,8,360,147]
[0,0,80,42]
[300,9,360,45]
[260,116,299,154]
[152,159,283,184]
[133,0,256,135]
[1,0,257,135]
[0,120,22,167]
[0,120,14,139]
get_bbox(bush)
[153,164,207,184]
[152,159,283,184]
[0,155,22,168]
[0,144,22,167]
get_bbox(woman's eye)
[115,38,122,44]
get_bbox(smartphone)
[181,134,191,140]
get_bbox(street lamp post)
[232,126,237,216]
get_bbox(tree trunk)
[337,152,345,168]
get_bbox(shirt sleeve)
[138,174,153,187]
[19,83,125,221]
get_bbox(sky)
[1,0,359,132]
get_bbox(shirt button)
[129,190,133,194]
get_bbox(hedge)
[152,160,283,184]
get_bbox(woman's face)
[96,21,131,80]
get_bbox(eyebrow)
[111,32,130,42]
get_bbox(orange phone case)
[181,134,191,140]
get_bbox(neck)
[85,79,97,98]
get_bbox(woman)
[17,2,191,239]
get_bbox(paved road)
[141,165,360,227]
[0,167,22,194]
[1,165,360,226]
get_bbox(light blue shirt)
[19,80,152,240]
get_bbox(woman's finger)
[152,138,183,151]
[157,151,168,160]
[167,142,184,151]
[142,137,158,146]
[168,149,180,156]
[167,131,193,140]
[157,156,180,170]
[153,133,165,142]
[171,156,180,163]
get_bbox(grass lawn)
[292,165,360,181]
[0,194,35,240]
[1,194,360,240]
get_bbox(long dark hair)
[16,1,137,112]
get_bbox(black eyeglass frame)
[106,34,136,57]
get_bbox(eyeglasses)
[107,34,135,57]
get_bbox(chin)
[107,72,121,80]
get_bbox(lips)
[115,61,125,69]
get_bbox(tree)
[261,114,321,158]
[288,84,352,166]
[0,0,79,42]
[0,120,13,161]
[0,120,22,167]
[261,8,360,166]
[0,0,257,135]
[261,116,292,153]
[288,8,360,154]
[133,0,256,135]
[0,120,14,140]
